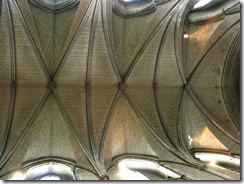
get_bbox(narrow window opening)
[193,0,214,10]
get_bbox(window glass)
[39,174,61,180]
[193,0,214,9]
[194,152,240,172]
[116,158,181,180]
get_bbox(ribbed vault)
[0,0,240,180]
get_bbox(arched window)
[194,152,240,172]
[193,0,214,10]
[37,174,61,180]
[0,158,98,180]
[108,157,182,180]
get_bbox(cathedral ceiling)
[0,0,240,180]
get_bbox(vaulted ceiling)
[0,0,240,180]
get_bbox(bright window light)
[11,171,24,180]
[39,174,61,180]
[188,135,193,145]
[118,160,150,180]
[194,152,240,171]
[184,33,189,39]
[117,159,181,180]
[24,162,73,180]
[193,0,213,9]
[3,161,76,180]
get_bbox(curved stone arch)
[0,157,100,180]
[186,0,240,25]
[29,0,80,12]
[222,33,240,130]
[107,155,184,180]
[112,0,174,18]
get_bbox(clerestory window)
[193,0,214,10]
[194,152,240,172]
[110,158,182,180]
[37,174,61,180]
